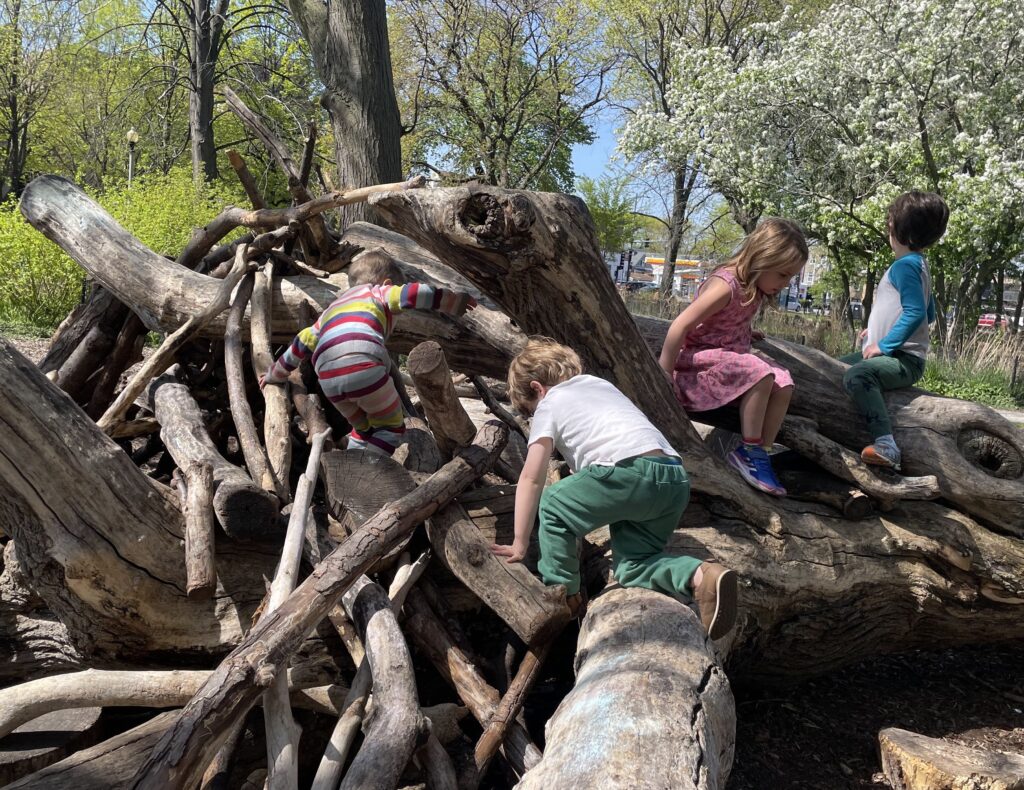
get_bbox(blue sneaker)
[861,436,901,470]
[727,445,786,496]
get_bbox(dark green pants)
[841,350,925,439]
[537,456,699,597]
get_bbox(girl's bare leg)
[762,384,794,447]
[737,374,773,440]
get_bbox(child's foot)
[693,563,738,639]
[861,435,901,470]
[566,591,587,620]
[726,445,786,495]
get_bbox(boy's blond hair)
[347,247,405,287]
[507,337,583,413]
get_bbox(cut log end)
[879,727,1024,790]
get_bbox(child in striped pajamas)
[260,250,477,455]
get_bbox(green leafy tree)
[576,174,639,253]
[391,0,610,191]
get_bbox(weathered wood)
[473,640,553,776]
[227,149,268,210]
[95,254,251,434]
[225,268,281,498]
[19,176,517,378]
[178,461,217,598]
[517,588,736,790]
[4,710,179,790]
[417,733,459,790]
[262,428,329,790]
[0,707,102,786]
[144,371,279,540]
[251,261,293,502]
[336,576,424,790]
[425,502,568,644]
[85,312,147,419]
[879,727,1024,790]
[132,422,507,789]
[312,553,429,790]
[0,340,277,661]
[407,340,478,458]
[402,593,542,778]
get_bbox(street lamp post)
[126,128,139,187]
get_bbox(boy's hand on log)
[459,294,479,315]
[862,342,882,359]
[491,541,527,564]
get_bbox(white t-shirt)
[527,374,679,472]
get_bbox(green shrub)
[0,168,248,330]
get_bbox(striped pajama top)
[264,282,473,384]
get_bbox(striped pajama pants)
[318,354,405,455]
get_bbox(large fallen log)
[517,588,735,789]
[132,422,507,789]
[0,338,277,661]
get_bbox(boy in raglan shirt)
[842,191,949,470]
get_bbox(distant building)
[644,258,706,300]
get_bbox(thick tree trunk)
[517,588,735,790]
[0,339,277,661]
[286,0,402,227]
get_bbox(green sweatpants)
[537,455,699,597]
[841,350,925,439]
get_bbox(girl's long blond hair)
[721,218,808,306]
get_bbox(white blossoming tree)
[623,0,1024,339]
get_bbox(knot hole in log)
[956,428,1023,480]
[459,190,534,246]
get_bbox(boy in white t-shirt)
[490,337,738,639]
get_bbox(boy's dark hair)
[887,191,949,251]
[347,247,405,287]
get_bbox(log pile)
[1,104,1023,787]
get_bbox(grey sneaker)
[861,437,901,470]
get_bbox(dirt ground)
[728,640,1024,789]
[7,333,1024,787]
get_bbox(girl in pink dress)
[659,218,808,495]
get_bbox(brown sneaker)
[693,563,738,640]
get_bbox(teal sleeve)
[879,258,929,355]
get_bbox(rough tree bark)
[517,588,735,790]
[0,338,278,661]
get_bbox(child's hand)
[462,295,479,314]
[258,374,268,391]
[491,541,527,564]
[862,342,883,359]
[751,329,765,342]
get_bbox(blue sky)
[572,118,619,182]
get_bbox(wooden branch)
[470,375,527,439]
[85,312,147,419]
[879,727,1024,789]
[474,640,553,776]
[778,416,940,505]
[224,265,280,499]
[132,422,507,789]
[199,717,245,790]
[143,371,279,540]
[262,428,330,789]
[426,501,568,644]
[417,733,459,790]
[516,588,735,789]
[227,149,267,210]
[407,340,478,458]
[298,121,317,188]
[0,670,350,739]
[177,461,216,598]
[402,592,542,778]
[335,575,424,790]
[312,552,430,790]
[252,261,293,503]
[96,255,250,434]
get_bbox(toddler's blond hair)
[507,337,583,413]
[347,247,405,287]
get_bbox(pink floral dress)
[672,268,793,412]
